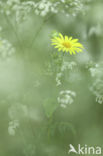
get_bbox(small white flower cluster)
[96,94,103,105]
[34,0,58,16]
[15,1,36,22]
[57,90,76,108]
[0,0,35,22]
[8,103,28,135]
[89,63,103,104]
[56,61,77,86]
[61,61,77,71]
[0,0,91,22]
[0,37,15,59]
[89,64,99,77]
[8,120,19,136]
[90,79,103,104]
[35,0,88,17]
[0,0,56,21]
[0,0,20,15]
[63,0,84,17]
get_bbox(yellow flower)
[51,33,84,55]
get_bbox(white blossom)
[0,38,15,59]
[57,90,76,108]
[8,120,19,136]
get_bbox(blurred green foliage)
[0,0,103,156]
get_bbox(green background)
[0,0,103,156]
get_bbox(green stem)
[29,14,55,49]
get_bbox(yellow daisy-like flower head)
[51,33,84,55]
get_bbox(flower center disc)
[62,41,71,48]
